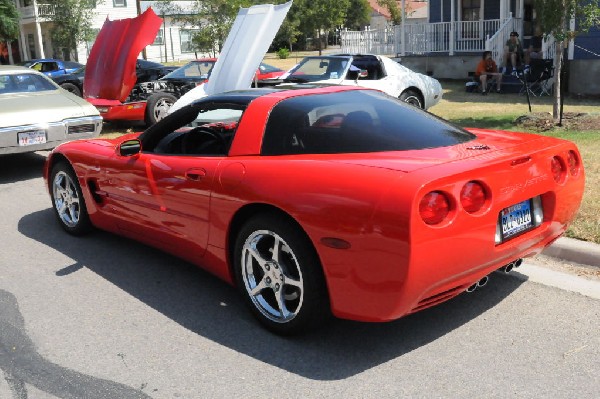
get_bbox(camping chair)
[520,59,554,97]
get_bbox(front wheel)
[234,214,329,335]
[399,90,423,108]
[145,92,178,126]
[50,162,92,235]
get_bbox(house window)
[113,0,126,7]
[153,29,164,46]
[460,0,482,39]
[461,0,481,21]
[180,30,198,53]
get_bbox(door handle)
[185,168,206,181]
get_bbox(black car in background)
[52,59,177,97]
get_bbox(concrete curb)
[542,237,600,268]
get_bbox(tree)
[377,0,401,25]
[345,0,371,31]
[295,0,350,54]
[0,0,19,42]
[46,0,99,61]
[159,0,252,56]
[535,0,600,123]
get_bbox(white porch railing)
[484,17,520,67]
[341,18,523,59]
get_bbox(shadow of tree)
[19,209,525,381]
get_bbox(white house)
[9,0,203,65]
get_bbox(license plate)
[499,199,533,241]
[18,130,47,146]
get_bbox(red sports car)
[44,85,584,335]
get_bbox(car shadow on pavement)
[0,152,47,184]
[19,209,526,381]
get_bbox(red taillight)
[419,191,450,225]
[460,181,487,213]
[567,150,580,176]
[551,156,566,183]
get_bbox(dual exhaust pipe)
[465,259,523,293]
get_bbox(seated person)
[504,31,524,72]
[475,51,503,94]
[526,27,544,64]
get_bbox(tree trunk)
[552,40,563,123]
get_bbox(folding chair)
[520,59,554,97]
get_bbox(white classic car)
[275,54,443,110]
[0,66,102,155]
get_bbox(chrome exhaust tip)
[477,276,489,288]
[466,283,478,293]
[501,262,514,274]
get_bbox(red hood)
[83,8,162,102]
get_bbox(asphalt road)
[1,152,599,399]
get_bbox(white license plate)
[18,130,47,146]
[499,199,533,241]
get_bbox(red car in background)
[83,10,285,126]
[44,85,584,335]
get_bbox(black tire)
[145,92,178,126]
[60,82,82,97]
[399,90,423,108]
[50,162,92,235]
[233,213,330,335]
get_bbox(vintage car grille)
[68,123,96,134]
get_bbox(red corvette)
[44,85,584,334]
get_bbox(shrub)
[277,48,290,59]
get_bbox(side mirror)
[119,139,142,157]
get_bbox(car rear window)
[0,73,57,94]
[261,90,475,155]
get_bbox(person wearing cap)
[504,31,524,72]
[475,51,503,94]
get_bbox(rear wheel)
[145,92,178,126]
[50,162,92,235]
[399,90,423,108]
[234,214,329,335]
[60,83,82,97]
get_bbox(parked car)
[44,85,584,334]
[21,58,84,79]
[0,66,102,155]
[270,54,442,109]
[53,59,178,97]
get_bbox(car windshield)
[284,56,350,83]
[161,60,215,81]
[0,73,57,94]
[262,90,475,155]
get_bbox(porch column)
[499,0,507,20]
[401,0,406,56]
[7,42,14,64]
[449,0,455,55]
[32,1,45,59]
[19,27,29,61]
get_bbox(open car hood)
[83,8,162,102]
[169,1,292,113]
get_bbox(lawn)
[100,58,600,244]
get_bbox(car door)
[97,151,219,257]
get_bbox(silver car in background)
[0,66,102,155]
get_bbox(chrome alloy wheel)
[153,98,173,122]
[241,229,304,323]
[52,170,82,228]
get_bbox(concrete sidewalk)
[542,237,600,268]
